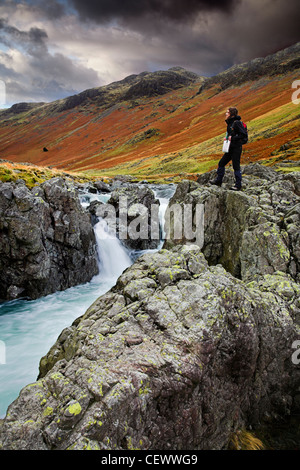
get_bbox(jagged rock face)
[105,184,161,251]
[123,69,200,100]
[0,244,299,450]
[54,68,201,112]
[1,102,46,116]
[0,177,99,301]
[164,164,300,282]
[1,165,299,450]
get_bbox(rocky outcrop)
[123,68,201,100]
[0,177,99,301]
[1,164,299,450]
[104,184,161,251]
[0,244,299,450]
[1,102,45,116]
[46,68,201,113]
[164,164,300,282]
[198,42,300,93]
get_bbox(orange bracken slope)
[0,51,299,178]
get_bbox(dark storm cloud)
[1,0,299,107]
[40,0,66,19]
[1,44,100,105]
[70,0,238,23]
[0,18,48,50]
[0,12,99,106]
[22,0,67,19]
[221,0,300,62]
[68,0,300,66]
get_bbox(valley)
[0,43,299,182]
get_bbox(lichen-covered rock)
[0,245,299,450]
[0,177,99,301]
[164,164,300,282]
[106,184,160,251]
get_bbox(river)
[0,183,175,418]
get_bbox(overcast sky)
[0,0,299,107]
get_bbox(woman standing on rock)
[210,107,247,191]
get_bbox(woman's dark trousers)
[216,144,242,188]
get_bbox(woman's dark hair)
[228,107,238,117]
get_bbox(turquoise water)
[0,185,175,418]
[0,211,132,418]
[0,276,118,417]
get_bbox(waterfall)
[151,184,175,245]
[0,183,175,418]
[94,218,132,280]
[79,190,133,281]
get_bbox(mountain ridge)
[0,42,299,180]
[198,41,300,93]
[1,67,202,116]
[1,42,299,115]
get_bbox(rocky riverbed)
[0,177,99,301]
[0,164,299,450]
[166,163,300,283]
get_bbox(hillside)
[0,43,299,181]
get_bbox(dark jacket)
[225,115,245,147]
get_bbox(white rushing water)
[0,184,175,418]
